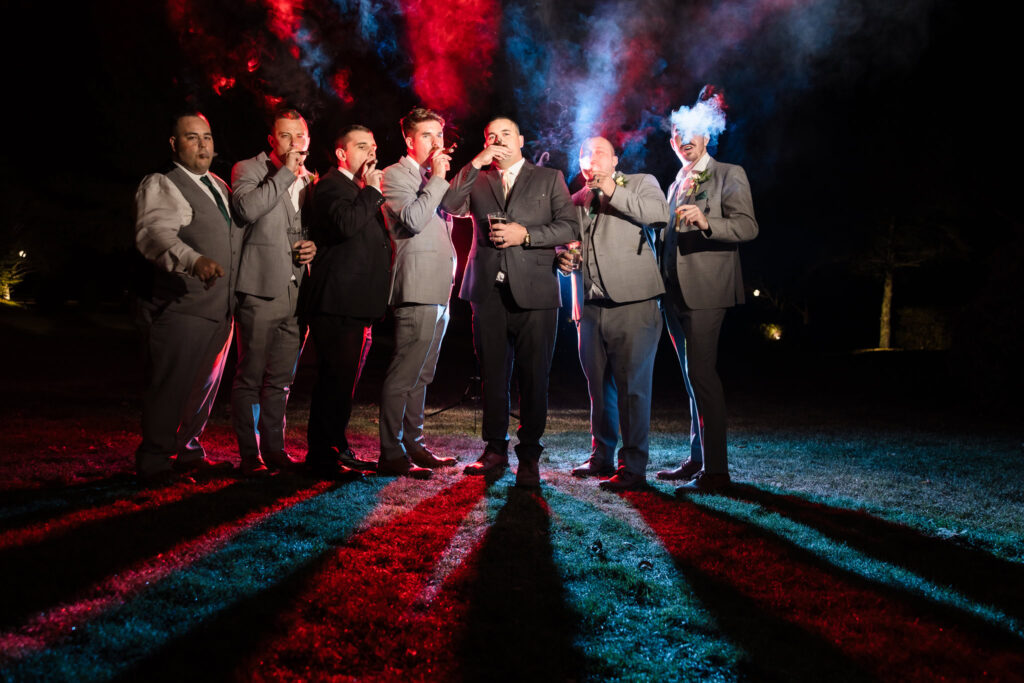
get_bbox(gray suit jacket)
[662,157,758,310]
[231,151,312,299]
[443,160,577,309]
[570,172,668,319]
[381,156,457,306]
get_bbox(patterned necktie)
[200,175,231,225]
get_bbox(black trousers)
[470,282,558,461]
[306,313,373,460]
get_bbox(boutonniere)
[613,172,627,187]
[686,169,711,201]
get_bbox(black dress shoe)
[174,457,234,476]
[675,471,731,494]
[264,452,302,473]
[515,458,541,488]
[338,449,378,472]
[464,449,509,476]
[306,460,365,482]
[598,467,648,491]
[656,458,702,481]
[239,459,273,478]
[571,458,615,478]
[409,447,457,469]
[377,456,432,479]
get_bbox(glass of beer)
[487,211,508,245]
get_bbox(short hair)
[400,107,445,139]
[334,124,372,150]
[170,111,209,137]
[484,116,521,138]
[271,107,306,129]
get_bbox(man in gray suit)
[230,108,317,477]
[557,137,669,490]
[377,107,461,479]
[442,117,577,487]
[134,112,242,485]
[658,116,758,493]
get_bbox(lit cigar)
[441,143,458,155]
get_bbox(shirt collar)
[173,161,211,183]
[499,157,526,176]
[338,167,356,181]
[677,153,710,181]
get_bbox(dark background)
[2,0,1021,417]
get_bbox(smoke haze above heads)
[161,0,941,178]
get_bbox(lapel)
[506,161,534,212]
[485,167,504,209]
[400,155,427,191]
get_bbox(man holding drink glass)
[443,117,577,487]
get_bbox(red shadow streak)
[241,477,488,681]
[622,490,1024,682]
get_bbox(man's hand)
[291,239,316,265]
[556,251,575,274]
[471,144,512,169]
[675,204,709,232]
[429,150,451,179]
[283,149,308,174]
[361,159,383,191]
[193,256,225,289]
[585,172,616,198]
[489,221,529,248]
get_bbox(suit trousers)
[378,303,449,461]
[579,298,662,476]
[662,288,728,474]
[470,281,558,461]
[307,314,373,461]
[135,302,232,476]
[232,284,306,464]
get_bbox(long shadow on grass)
[455,486,586,682]
[118,477,487,681]
[0,474,139,531]
[725,484,1024,622]
[621,489,1024,682]
[0,475,317,631]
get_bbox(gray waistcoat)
[149,168,235,321]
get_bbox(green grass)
[2,401,1022,681]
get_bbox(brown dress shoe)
[656,458,702,481]
[464,449,509,476]
[409,447,457,469]
[571,458,615,478]
[377,456,432,480]
[598,467,648,491]
[675,472,731,494]
[337,448,378,472]
[515,458,541,488]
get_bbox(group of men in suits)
[133,104,756,493]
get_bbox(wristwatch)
[523,231,531,247]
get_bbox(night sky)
[4,0,1020,358]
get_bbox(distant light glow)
[753,288,760,297]
[761,323,783,341]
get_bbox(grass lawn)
[1,306,1022,681]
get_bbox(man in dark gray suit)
[230,108,317,477]
[133,112,242,485]
[377,107,461,479]
[304,124,390,481]
[443,117,577,487]
[558,137,669,490]
[658,116,758,493]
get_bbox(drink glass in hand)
[487,211,508,245]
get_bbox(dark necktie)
[201,175,231,225]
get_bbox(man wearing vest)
[133,112,242,485]
[230,108,317,477]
